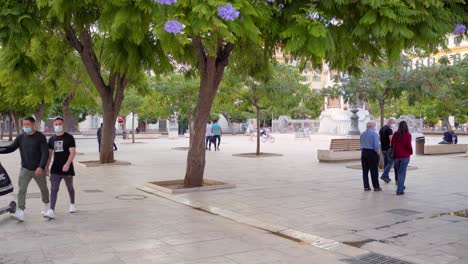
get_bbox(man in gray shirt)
[360,121,381,192]
[0,116,49,221]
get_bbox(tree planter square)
[144,179,235,194]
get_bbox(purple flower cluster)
[306,12,319,21]
[156,0,177,5]
[453,24,466,35]
[218,3,240,21]
[164,20,184,34]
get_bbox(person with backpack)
[44,117,77,219]
[391,121,413,195]
[0,117,50,222]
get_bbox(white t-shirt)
[206,124,212,137]
[248,124,254,133]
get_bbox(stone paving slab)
[1,134,467,264]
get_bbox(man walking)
[211,119,222,151]
[360,121,381,192]
[206,121,213,151]
[0,117,50,221]
[44,117,77,219]
[379,118,396,183]
[97,123,102,152]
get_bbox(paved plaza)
[0,134,467,264]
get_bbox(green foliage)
[144,74,199,122]
[217,63,316,120]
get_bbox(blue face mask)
[22,127,33,134]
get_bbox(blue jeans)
[381,151,394,179]
[394,157,410,193]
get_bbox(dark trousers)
[205,136,212,149]
[50,174,75,210]
[361,149,380,189]
[213,135,221,148]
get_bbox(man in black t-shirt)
[379,118,396,183]
[44,117,77,219]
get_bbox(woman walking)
[391,121,413,195]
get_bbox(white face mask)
[54,126,63,133]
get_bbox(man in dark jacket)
[0,117,49,221]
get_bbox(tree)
[0,0,171,163]
[150,74,199,141]
[406,55,468,129]
[151,0,468,187]
[1,1,466,184]
[222,63,312,155]
[325,57,411,127]
[120,89,145,143]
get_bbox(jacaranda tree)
[1,0,467,185]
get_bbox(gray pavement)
[1,134,467,264]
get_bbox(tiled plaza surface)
[1,133,467,264]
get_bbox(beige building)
[409,34,468,68]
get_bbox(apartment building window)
[415,59,424,69]
[427,57,436,67]
[450,53,461,63]
[454,36,462,47]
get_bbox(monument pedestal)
[318,108,371,136]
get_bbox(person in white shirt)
[206,121,213,151]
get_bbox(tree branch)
[65,25,108,97]
[193,37,207,73]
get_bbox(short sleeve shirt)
[48,133,76,176]
[212,124,222,136]
[379,125,393,151]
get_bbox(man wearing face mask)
[0,116,49,222]
[44,117,77,219]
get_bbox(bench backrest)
[330,138,361,151]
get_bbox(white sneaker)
[14,209,24,222]
[44,209,55,219]
[69,204,76,213]
[41,203,50,217]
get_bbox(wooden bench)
[424,144,468,155]
[318,138,361,163]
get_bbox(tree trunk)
[256,107,261,156]
[62,93,75,131]
[184,38,234,188]
[8,112,14,141]
[441,116,452,131]
[379,100,385,128]
[34,102,46,131]
[224,112,234,135]
[65,26,127,164]
[13,112,21,136]
[188,113,194,147]
[131,112,135,144]
[0,114,4,140]
[100,100,116,163]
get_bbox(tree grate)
[385,209,422,216]
[342,253,414,264]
